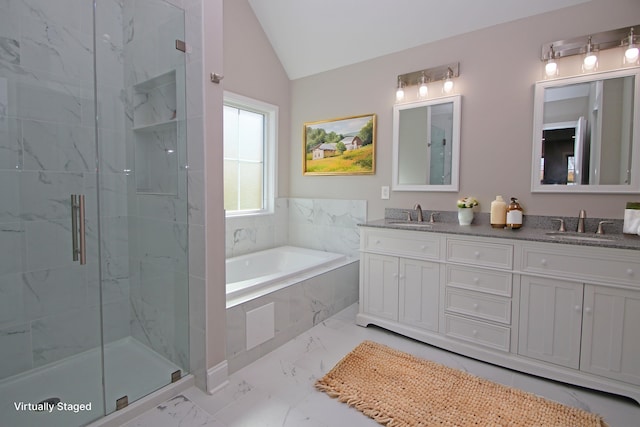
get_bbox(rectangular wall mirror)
[531,68,640,193]
[392,95,461,192]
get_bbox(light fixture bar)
[541,25,639,61]
[397,62,459,88]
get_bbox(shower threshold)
[0,337,182,427]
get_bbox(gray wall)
[287,0,640,219]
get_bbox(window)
[223,92,277,215]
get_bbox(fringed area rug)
[315,340,608,427]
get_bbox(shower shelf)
[132,69,179,196]
[132,120,177,133]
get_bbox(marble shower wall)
[0,0,127,380]
[123,0,190,372]
[225,198,366,258]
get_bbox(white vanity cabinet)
[357,225,640,403]
[360,228,440,330]
[581,285,640,385]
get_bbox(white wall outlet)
[381,186,390,200]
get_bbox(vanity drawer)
[445,265,512,296]
[444,314,510,352]
[361,228,440,260]
[446,238,513,269]
[445,288,511,324]
[522,244,640,287]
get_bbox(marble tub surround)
[225,198,366,258]
[378,208,638,250]
[225,261,358,374]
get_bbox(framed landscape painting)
[303,113,376,175]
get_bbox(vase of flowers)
[457,197,478,225]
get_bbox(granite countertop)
[360,213,640,251]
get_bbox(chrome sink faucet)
[414,203,423,222]
[577,210,586,233]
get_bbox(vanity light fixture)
[396,77,405,102]
[395,62,459,103]
[541,25,640,77]
[624,27,639,65]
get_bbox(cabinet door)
[518,276,583,368]
[581,285,640,385]
[399,258,439,332]
[362,253,398,321]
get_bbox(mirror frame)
[531,67,640,193]
[392,94,461,192]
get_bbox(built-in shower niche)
[133,70,178,195]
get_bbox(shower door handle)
[71,194,86,265]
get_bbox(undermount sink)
[545,232,616,242]
[387,221,434,228]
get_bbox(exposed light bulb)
[443,78,454,94]
[396,86,404,102]
[544,45,557,77]
[624,28,639,65]
[625,45,639,63]
[417,72,428,98]
[582,36,598,72]
[418,83,428,97]
[545,59,558,77]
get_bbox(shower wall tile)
[0,1,20,40]
[0,171,20,222]
[15,79,85,124]
[0,222,25,276]
[24,219,73,271]
[22,264,87,320]
[0,323,32,380]
[19,171,83,220]
[0,115,22,170]
[0,273,24,327]
[31,307,101,367]
[102,298,131,343]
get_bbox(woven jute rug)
[315,340,608,427]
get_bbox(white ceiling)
[248,0,591,80]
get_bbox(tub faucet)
[414,204,424,222]
[577,210,587,233]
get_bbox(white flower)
[457,197,479,208]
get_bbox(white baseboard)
[206,360,229,394]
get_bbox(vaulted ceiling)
[248,0,591,80]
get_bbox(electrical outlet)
[381,186,390,200]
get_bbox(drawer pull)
[540,259,547,266]
[375,240,381,244]
[420,245,426,250]
[473,277,479,284]
[574,305,581,312]
[474,251,480,258]
[584,307,592,314]
[472,329,478,336]
[473,303,479,310]
[627,268,634,276]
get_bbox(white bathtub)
[226,246,347,307]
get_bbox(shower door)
[0,0,105,425]
[0,1,190,425]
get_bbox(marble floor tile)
[132,303,640,427]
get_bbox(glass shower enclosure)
[0,1,190,425]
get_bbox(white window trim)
[223,91,278,217]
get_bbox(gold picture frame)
[303,113,376,175]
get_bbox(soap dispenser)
[506,197,523,229]
[490,196,507,228]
